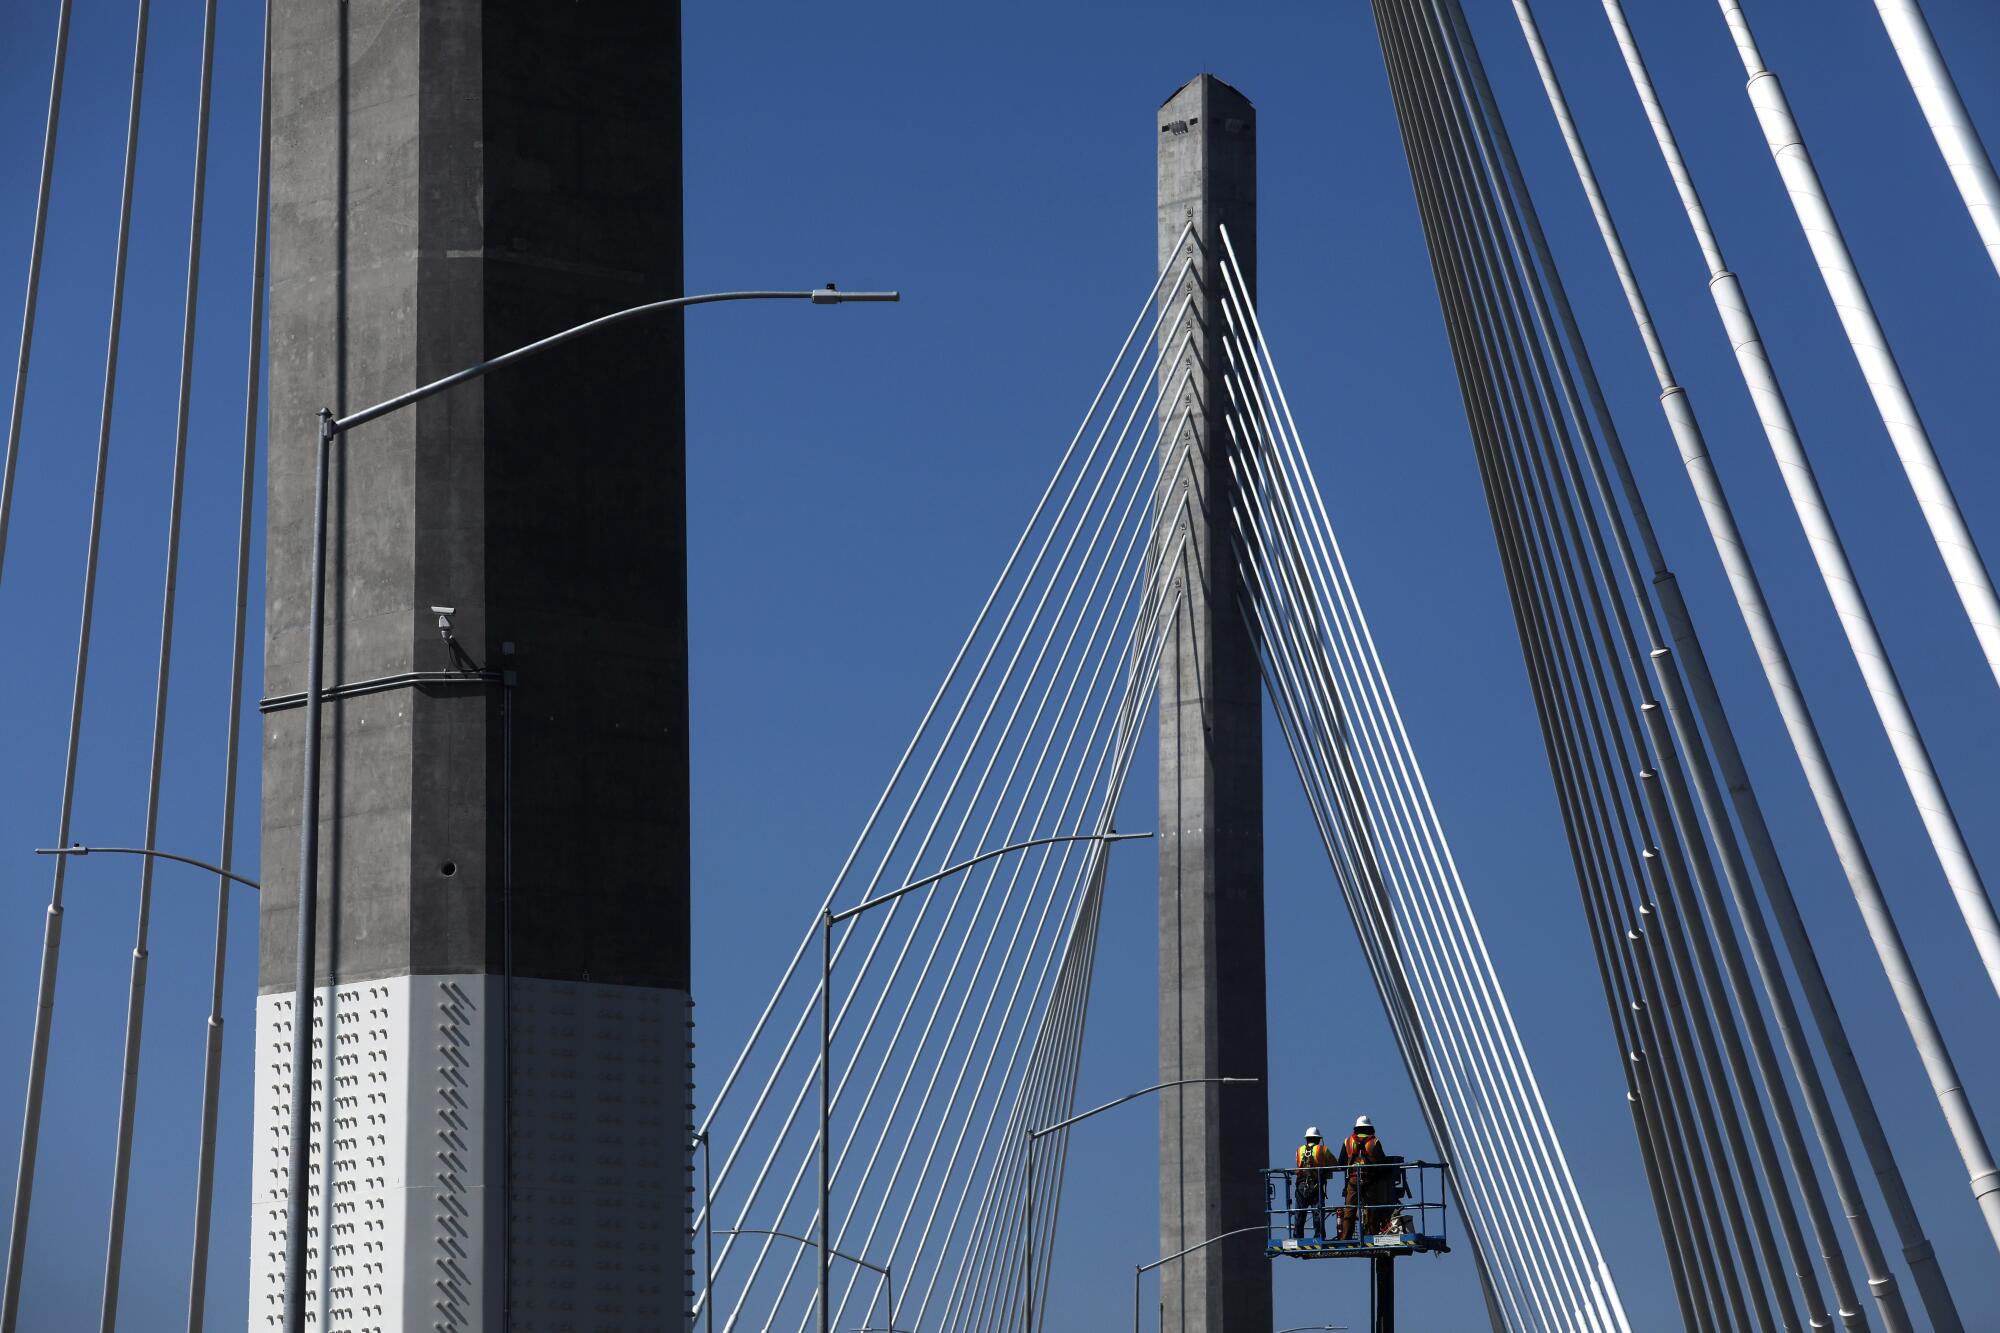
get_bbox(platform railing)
[1263,1158,1450,1256]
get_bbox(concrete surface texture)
[258,2,691,1327]
[1154,72,1274,1333]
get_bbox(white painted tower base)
[249,975,693,1331]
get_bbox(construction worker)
[1336,1114,1389,1239]
[1292,1126,1336,1241]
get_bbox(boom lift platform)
[1264,1159,1449,1333]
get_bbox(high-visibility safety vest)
[1338,1133,1385,1168]
[1296,1141,1333,1195]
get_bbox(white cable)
[915,603,1177,1330]
[1230,278,1638,1332]
[0,0,74,584]
[1601,0,2000,1251]
[695,279,1198,1249]
[783,508,1189,1330]
[1869,0,2000,282]
[1718,0,2000,707]
[1230,450,1577,1331]
[706,325,1198,1317]
[697,232,1196,1148]
[3,5,152,1325]
[1223,234,1636,1323]
[101,4,222,1321]
[895,591,1180,1325]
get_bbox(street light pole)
[819,906,832,1333]
[695,1131,715,1333]
[1021,1075,1258,1333]
[817,830,1151,1333]
[282,285,897,1333]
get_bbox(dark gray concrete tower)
[1155,74,1272,1333]
[254,4,690,1329]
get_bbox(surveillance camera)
[431,606,456,617]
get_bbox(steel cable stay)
[1225,409,1527,1303]
[1018,875,1105,1333]
[1369,96,1722,1326]
[1382,53,1765,1330]
[1369,2,1928,1326]
[1221,284,1603,1287]
[772,600,1168,1328]
[803,496,1178,1284]
[949,910,1091,1333]
[724,556,1160,1320]
[1328,15,1752,1304]
[693,258,1199,1222]
[728,604,1152,1328]
[100,0,222,1322]
[804,510,1176,1328]
[185,3,273,1325]
[798,293,1192,1004]
[1596,0,2000,1260]
[1503,2,1947,1322]
[698,272,1196,1328]
[953,856,1108,1333]
[0,0,75,585]
[1216,78,1624,1328]
[1378,89,1739,1333]
[1716,0,2000,710]
[1230,538,1544,1331]
[934,600,1176,1331]
[1216,28,1768,1304]
[1227,417,1591,1328]
[1312,59,1656,1320]
[943,874,1100,1333]
[766,528,1188,1331]
[941,619,1168,1333]
[1228,452,1587,1332]
[704,306,1192,1312]
[1375,15,1773,1325]
[1415,5,1869,1321]
[688,270,1192,1264]
[941,836,1109,1333]
[1223,314,1614,1326]
[1232,547,1554,1333]
[720,352,1184,1320]
[3,2,154,1325]
[1370,106,1652,1333]
[817,542,1190,1332]
[1232,323,1645,1330]
[855,591,1180,1331]
[926,581,1181,1329]
[695,229,1197,1163]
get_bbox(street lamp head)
[810,282,900,305]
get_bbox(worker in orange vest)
[1292,1126,1336,1241]
[1336,1114,1389,1239]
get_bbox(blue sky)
[1,0,1998,1328]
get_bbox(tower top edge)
[1159,72,1255,113]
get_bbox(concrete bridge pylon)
[1155,72,1272,1333]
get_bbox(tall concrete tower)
[253,5,690,1329]
[1155,74,1272,1333]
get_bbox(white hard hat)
[1304,1125,1321,1140]
[1354,1114,1373,1131]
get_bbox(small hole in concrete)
[440,861,458,878]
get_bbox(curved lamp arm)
[36,843,260,891]
[333,287,899,434]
